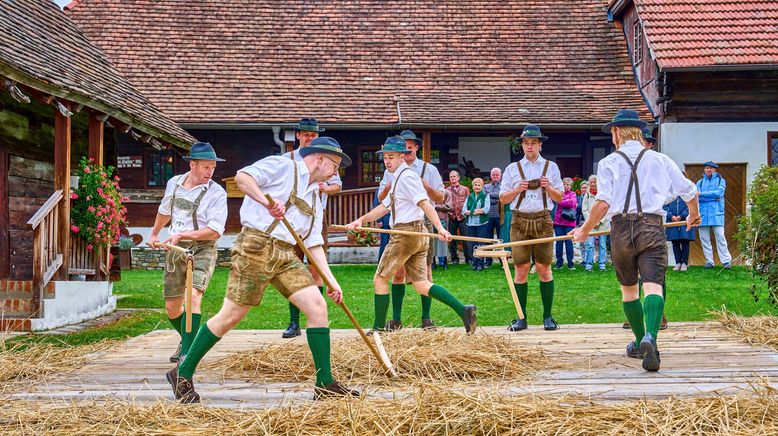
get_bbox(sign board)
[117,155,143,168]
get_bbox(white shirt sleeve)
[204,188,228,236]
[663,155,698,202]
[304,197,325,248]
[378,169,391,192]
[396,171,428,206]
[482,195,490,215]
[327,172,343,187]
[500,164,517,196]
[428,166,445,192]
[157,176,177,216]
[237,156,285,188]
[595,157,615,207]
[548,162,563,192]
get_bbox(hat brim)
[376,149,412,157]
[298,146,352,168]
[294,126,326,133]
[182,156,225,162]
[602,119,647,133]
[520,135,548,142]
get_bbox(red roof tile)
[0,0,196,147]
[635,0,778,70]
[67,0,651,126]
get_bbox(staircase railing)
[26,190,64,314]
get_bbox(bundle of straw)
[1,384,777,435]
[713,308,778,352]
[206,330,551,385]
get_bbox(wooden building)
[608,0,778,264]
[66,0,650,238]
[0,0,195,330]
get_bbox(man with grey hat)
[696,161,732,268]
[376,129,445,331]
[281,118,343,338]
[148,142,228,363]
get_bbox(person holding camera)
[553,177,578,270]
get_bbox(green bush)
[737,165,778,306]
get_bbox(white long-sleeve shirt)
[499,156,563,212]
[380,162,429,226]
[237,156,324,248]
[158,173,228,236]
[596,140,697,220]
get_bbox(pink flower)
[70,192,78,200]
[97,222,104,229]
[83,167,91,173]
[87,244,93,251]
[70,225,79,233]
[87,206,96,212]
[101,172,107,178]
[114,176,121,182]
[97,188,103,195]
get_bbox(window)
[358,146,385,186]
[770,132,778,167]
[147,149,175,187]
[632,20,643,65]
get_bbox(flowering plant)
[347,226,378,246]
[70,157,128,251]
[571,176,584,195]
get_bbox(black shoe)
[451,258,460,265]
[639,332,661,371]
[384,319,403,331]
[508,318,528,331]
[169,341,183,363]
[165,365,200,403]
[421,319,436,330]
[314,380,360,400]
[543,316,559,331]
[485,260,493,267]
[626,341,643,359]
[282,321,301,338]
[475,266,483,271]
[462,305,477,333]
[471,264,478,271]
[622,320,631,329]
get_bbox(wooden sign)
[117,155,142,168]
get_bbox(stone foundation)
[131,248,233,270]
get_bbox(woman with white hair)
[552,177,578,269]
[582,175,610,271]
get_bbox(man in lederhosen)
[166,137,359,402]
[573,110,699,372]
[499,125,564,332]
[281,118,343,338]
[376,130,445,331]
[148,142,228,363]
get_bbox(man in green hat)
[376,129,445,331]
[347,136,477,335]
[499,125,564,332]
[573,109,700,372]
[148,142,228,363]
[281,118,343,338]
[166,137,359,402]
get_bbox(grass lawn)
[111,264,776,332]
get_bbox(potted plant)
[118,236,134,270]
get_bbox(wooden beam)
[54,102,71,280]
[88,112,104,166]
[0,148,8,277]
[107,117,131,133]
[422,131,432,162]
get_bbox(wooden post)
[88,112,104,279]
[54,102,71,280]
[0,148,8,277]
[88,112,104,165]
[422,131,432,163]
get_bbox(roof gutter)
[181,122,612,131]
[661,63,778,73]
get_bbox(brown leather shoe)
[462,305,477,334]
[314,380,360,400]
[384,319,403,331]
[622,321,631,329]
[659,314,668,330]
[165,366,200,404]
[421,319,436,330]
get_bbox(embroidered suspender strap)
[614,148,649,215]
[515,161,527,212]
[420,162,427,179]
[190,185,210,231]
[265,161,308,237]
[389,168,412,227]
[541,160,550,209]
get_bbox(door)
[684,163,747,266]
[556,157,583,179]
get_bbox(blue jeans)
[468,224,490,268]
[584,235,608,269]
[554,224,575,267]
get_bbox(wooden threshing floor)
[5,322,778,408]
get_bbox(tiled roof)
[0,0,196,147]
[66,0,651,126]
[635,0,778,70]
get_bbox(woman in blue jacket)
[664,196,696,271]
[695,162,732,268]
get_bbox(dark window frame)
[769,132,778,167]
[632,19,644,65]
[145,148,176,188]
[357,145,384,187]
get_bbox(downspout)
[393,96,402,125]
[272,126,285,154]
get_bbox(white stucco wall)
[660,122,776,185]
[31,281,117,331]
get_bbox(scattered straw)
[0,339,114,393]
[1,384,777,435]
[205,330,553,385]
[713,308,778,352]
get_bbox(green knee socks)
[306,327,334,387]
[373,294,390,329]
[391,284,405,322]
[178,323,220,379]
[514,282,528,319]
[421,295,432,321]
[168,313,183,337]
[643,294,665,338]
[540,280,554,319]
[180,313,201,355]
[623,299,645,344]
[289,286,325,324]
[428,284,465,317]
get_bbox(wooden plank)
[54,104,71,280]
[88,112,104,166]
[0,147,8,277]
[26,190,63,230]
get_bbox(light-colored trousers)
[698,225,732,264]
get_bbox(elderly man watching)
[482,167,503,267]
